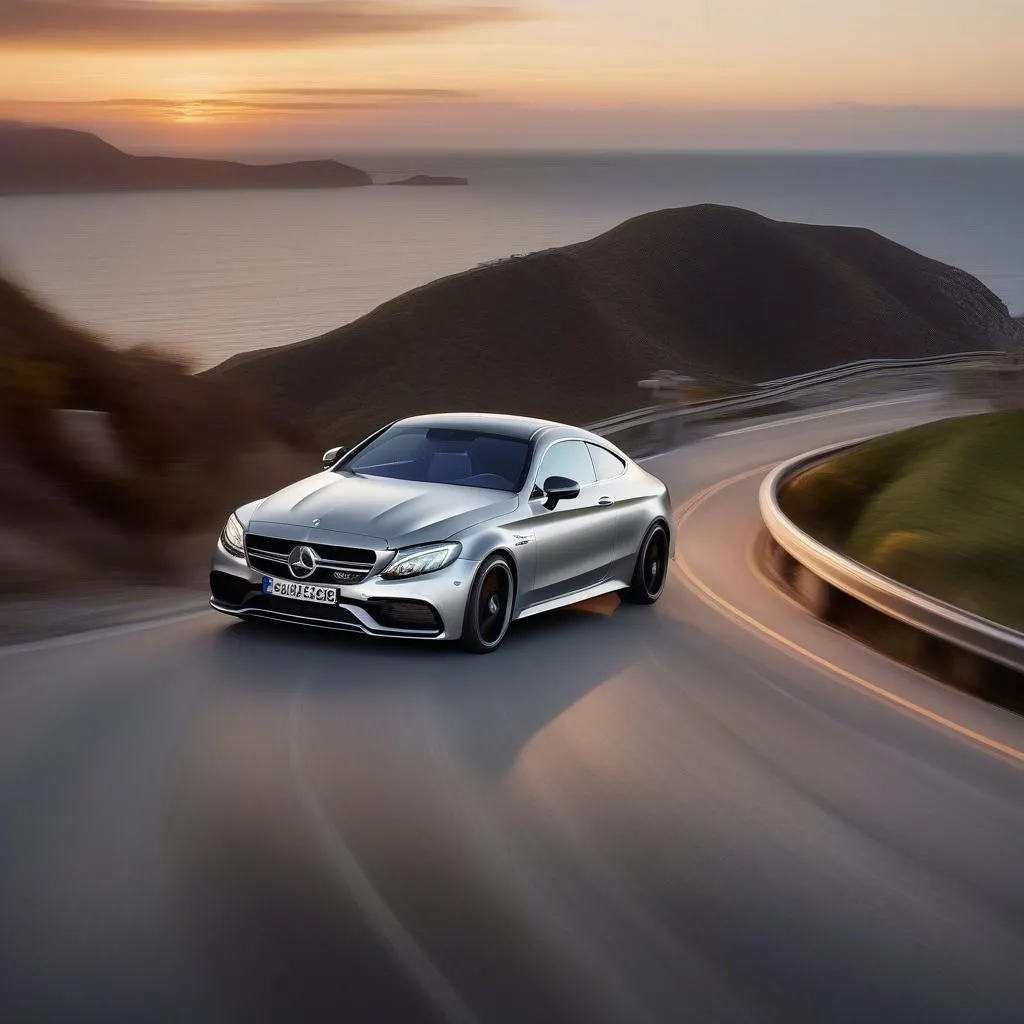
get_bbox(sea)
[1,151,1022,370]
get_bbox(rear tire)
[460,554,516,652]
[620,522,669,605]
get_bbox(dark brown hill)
[209,205,1018,444]
[0,125,371,194]
[0,275,307,587]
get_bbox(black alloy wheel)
[461,554,515,652]
[621,523,669,605]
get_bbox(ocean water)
[1,151,1022,370]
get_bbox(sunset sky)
[1,0,1022,152]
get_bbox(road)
[2,394,1023,1023]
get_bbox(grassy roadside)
[780,411,1024,631]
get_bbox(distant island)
[0,124,372,194]
[385,175,469,187]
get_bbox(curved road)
[2,395,1023,1023]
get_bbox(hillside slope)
[210,205,1019,443]
[782,412,1024,631]
[0,275,307,589]
[0,125,371,193]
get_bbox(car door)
[523,439,621,606]
[586,442,641,578]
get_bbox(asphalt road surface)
[2,394,1023,1023]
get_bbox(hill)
[0,124,371,194]
[209,204,1020,444]
[0,275,308,589]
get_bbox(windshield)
[340,426,532,492]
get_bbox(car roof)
[395,412,570,441]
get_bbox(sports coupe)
[210,413,673,651]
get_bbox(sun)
[173,101,211,124]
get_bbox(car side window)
[587,444,626,481]
[536,440,597,488]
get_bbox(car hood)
[250,471,519,548]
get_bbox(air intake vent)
[368,599,442,632]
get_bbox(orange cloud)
[0,0,528,50]
[0,88,481,123]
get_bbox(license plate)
[262,577,338,604]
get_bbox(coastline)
[2,150,1021,370]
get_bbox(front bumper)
[210,538,474,640]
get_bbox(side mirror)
[540,475,580,510]
[322,445,346,471]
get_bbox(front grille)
[246,534,375,563]
[246,533,377,585]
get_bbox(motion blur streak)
[288,686,478,1024]
[2,393,1023,1022]
[0,610,208,659]
[673,468,1024,767]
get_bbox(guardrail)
[589,350,1006,454]
[759,442,1024,679]
[753,350,996,390]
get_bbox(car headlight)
[381,542,461,580]
[220,512,245,558]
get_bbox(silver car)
[210,413,673,652]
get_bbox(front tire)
[460,554,516,652]
[621,522,669,605]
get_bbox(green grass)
[780,411,1024,631]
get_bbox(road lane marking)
[671,468,1024,768]
[0,609,209,658]
[288,689,478,1024]
[712,395,927,438]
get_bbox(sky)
[0,0,1022,153]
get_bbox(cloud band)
[0,0,526,49]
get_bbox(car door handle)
[597,496,614,506]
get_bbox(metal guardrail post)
[636,371,695,452]
[991,349,1024,410]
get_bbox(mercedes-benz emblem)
[287,545,319,580]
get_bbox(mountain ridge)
[208,204,1019,442]
[0,124,372,194]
